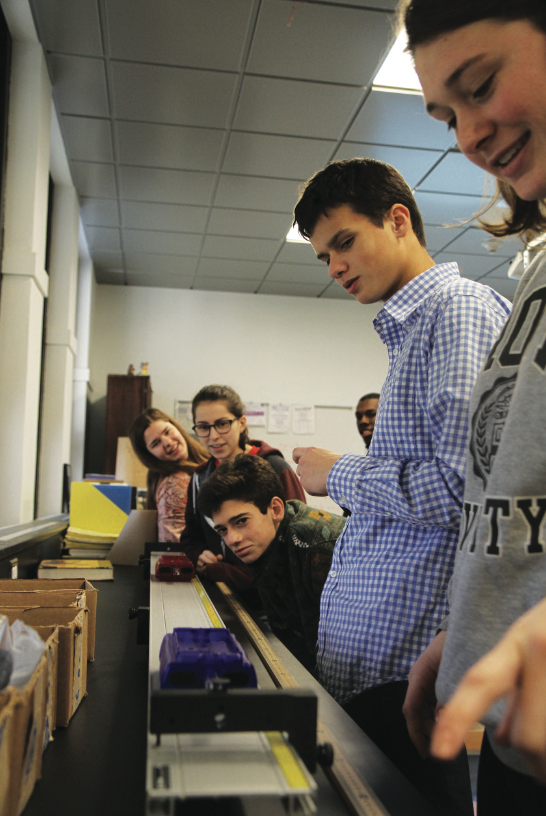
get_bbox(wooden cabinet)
[104,375,152,475]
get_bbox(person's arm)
[156,472,190,543]
[201,558,254,591]
[293,447,341,497]
[431,597,546,783]
[329,294,508,526]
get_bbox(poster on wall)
[292,404,315,434]
[267,404,291,434]
[174,400,194,436]
[244,402,267,426]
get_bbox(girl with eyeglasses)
[399,0,546,807]
[181,384,305,589]
[129,408,208,542]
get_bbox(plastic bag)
[0,614,13,691]
[9,619,46,688]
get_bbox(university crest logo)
[470,375,517,487]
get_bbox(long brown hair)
[400,0,546,241]
[129,408,208,509]
[191,384,250,450]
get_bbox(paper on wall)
[292,404,315,434]
[267,404,291,434]
[175,400,194,435]
[245,402,267,426]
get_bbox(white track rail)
[146,555,316,814]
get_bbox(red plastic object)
[155,553,196,582]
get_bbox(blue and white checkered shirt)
[318,263,511,704]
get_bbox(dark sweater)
[180,440,306,590]
[247,500,345,670]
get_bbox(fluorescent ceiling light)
[286,224,309,243]
[373,31,422,95]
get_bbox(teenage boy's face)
[310,204,412,304]
[212,498,285,563]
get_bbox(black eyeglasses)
[192,419,236,438]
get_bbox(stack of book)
[65,482,135,559]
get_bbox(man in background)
[355,392,379,449]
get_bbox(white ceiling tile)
[30,0,103,56]
[214,175,302,213]
[346,90,454,151]
[91,251,124,269]
[440,227,524,258]
[202,235,280,261]
[193,278,257,294]
[258,280,323,297]
[267,263,330,285]
[70,162,117,198]
[248,1,392,85]
[124,253,199,276]
[414,191,483,227]
[276,242,320,265]
[122,229,202,256]
[424,225,466,252]
[121,201,208,232]
[234,76,362,139]
[80,198,120,228]
[107,0,252,71]
[95,269,125,285]
[125,273,194,289]
[482,260,512,279]
[85,227,121,252]
[326,0,396,6]
[118,166,215,206]
[223,132,334,180]
[111,62,237,128]
[320,282,354,299]
[197,259,269,280]
[418,151,491,197]
[334,142,442,189]
[434,252,510,280]
[61,116,114,162]
[48,55,109,117]
[116,121,225,172]
[480,274,518,302]
[208,209,292,240]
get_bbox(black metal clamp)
[149,686,333,773]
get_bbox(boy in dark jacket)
[197,454,345,671]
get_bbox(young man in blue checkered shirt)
[292,158,511,816]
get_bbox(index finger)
[292,447,308,464]
[431,639,521,759]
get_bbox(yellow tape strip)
[191,578,224,628]
[264,731,310,790]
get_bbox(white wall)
[88,284,389,473]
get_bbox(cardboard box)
[0,691,16,816]
[0,644,49,816]
[0,580,97,661]
[0,608,87,728]
[34,627,59,750]
[0,590,85,609]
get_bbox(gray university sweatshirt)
[437,250,546,775]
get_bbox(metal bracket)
[150,687,318,772]
[129,606,150,645]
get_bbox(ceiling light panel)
[373,31,422,93]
